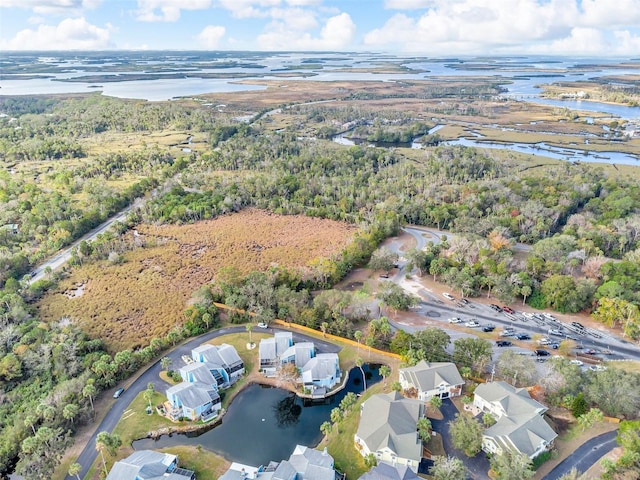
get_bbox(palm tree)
[144,382,155,410]
[83,380,97,418]
[417,417,432,442]
[321,322,329,338]
[356,357,367,392]
[354,330,363,352]
[63,403,79,425]
[68,462,82,480]
[161,356,172,371]
[379,365,391,387]
[320,421,332,437]
[246,324,254,344]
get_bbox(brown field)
[37,209,356,352]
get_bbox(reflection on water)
[132,365,381,466]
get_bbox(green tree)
[83,380,97,415]
[430,396,442,409]
[376,282,418,312]
[453,337,492,373]
[449,413,483,457]
[429,455,466,480]
[63,403,79,425]
[246,323,254,344]
[320,421,332,437]
[161,356,172,371]
[96,431,122,476]
[68,462,82,480]
[412,327,451,362]
[577,408,604,431]
[496,351,538,387]
[490,449,534,480]
[417,417,432,442]
[356,357,367,392]
[391,381,402,393]
[379,365,391,386]
[482,412,496,427]
[364,453,377,468]
[354,330,363,351]
[144,382,155,410]
[368,247,398,272]
[571,392,588,418]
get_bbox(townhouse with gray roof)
[399,360,464,401]
[354,391,424,472]
[218,445,335,480]
[358,463,420,480]
[473,381,557,458]
[106,450,195,480]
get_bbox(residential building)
[354,392,424,472]
[473,381,557,458]
[192,343,245,385]
[259,332,294,375]
[399,360,464,401]
[106,450,195,480]
[358,462,421,480]
[301,353,341,392]
[219,445,335,480]
[165,381,221,422]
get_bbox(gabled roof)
[356,392,423,462]
[273,460,297,480]
[289,445,334,480]
[357,463,421,480]
[193,344,225,365]
[166,382,219,409]
[218,343,243,367]
[474,381,547,418]
[106,450,193,480]
[301,353,339,383]
[260,337,278,361]
[484,413,558,457]
[400,360,464,392]
[180,361,219,385]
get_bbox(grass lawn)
[158,446,231,480]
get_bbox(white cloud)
[363,0,640,54]
[135,0,212,22]
[1,0,102,15]
[197,25,226,48]
[0,17,112,50]
[257,11,355,50]
[216,0,281,19]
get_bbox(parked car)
[496,340,512,347]
[448,317,462,323]
[515,333,531,340]
[538,337,552,345]
[548,328,563,336]
[521,312,535,319]
[465,320,480,328]
[543,313,557,321]
[489,304,502,312]
[482,325,496,332]
[548,342,560,349]
[589,365,607,372]
[571,321,585,330]
[379,273,389,279]
[570,359,584,366]
[535,349,550,356]
[500,329,515,337]
[113,388,125,399]
[442,292,455,301]
[460,298,470,305]
[257,322,269,328]
[502,306,515,314]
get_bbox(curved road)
[66,326,340,480]
[543,430,618,480]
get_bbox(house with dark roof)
[354,392,424,472]
[399,360,464,401]
[106,450,195,480]
[473,381,557,458]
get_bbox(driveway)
[542,430,618,480]
[65,326,340,480]
[430,398,491,480]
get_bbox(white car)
[442,293,455,301]
[448,317,462,323]
[521,312,534,319]
[538,337,552,345]
[257,322,269,329]
[569,359,584,366]
[589,365,607,372]
[543,313,557,321]
[548,328,563,336]
[465,320,480,328]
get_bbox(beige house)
[354,392,424,472]
[473,381,557,458]
[399,360,464,401]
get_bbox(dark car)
[482,325,496,332]
[113,387,125,399]
[502,306,515,314]
[571,321,585,330]
[489,304,502,312]
[460,298,470,305]
[535,349,550,356]
[515,333,531,340]
[496,340,512,347]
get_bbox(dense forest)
[1,90,640,478]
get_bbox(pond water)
[133,365,381,466]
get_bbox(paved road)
[66,326,340,480]
[543,430,618,480]
[28,204,135,284]
[430,398,490,480]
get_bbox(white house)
[301,353,341,393]
[106,450,195,480]
[473,381,557,458]
[399,360,464,401]
[192,343,245,385]
[165,381,221,422]
[354,392,424,472]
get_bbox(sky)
[1,0,640,55]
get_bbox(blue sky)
[1,0,640,55]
